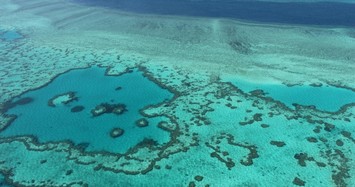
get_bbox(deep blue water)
[1,67,173,153]
[73,0,355,27]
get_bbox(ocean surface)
[74,0,355,26]
[0,0,354,186]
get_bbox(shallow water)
[0,0,354,186]
[0,30,23,41]
[228,79,355,112]
[0,174,12,187]
[1,67,173,153]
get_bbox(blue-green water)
[1,1,355,186]
[0,173,13,187]
[0,30,23,41]
[230,79,355,112]
[1,67,173,153]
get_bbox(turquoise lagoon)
[1,67,173,153]
[0,0,354,186]
[227,78,355,112]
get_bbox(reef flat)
[0,0,354,186]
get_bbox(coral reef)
[135,118,149,127]
[91,103,127,117]
[48,92,77,107]
[110,128,124,138]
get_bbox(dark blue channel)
[72,0,355,27]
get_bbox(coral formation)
[110,128,124,138]
[135,118,149,127]
[91,103,127,117]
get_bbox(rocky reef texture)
[70,105,84,113]
[48,92,77,107]
[135,118,149,127]
[1,59,353,186]
[91,103,127,117]
[110,128,124,138]
[0,0,354,186]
